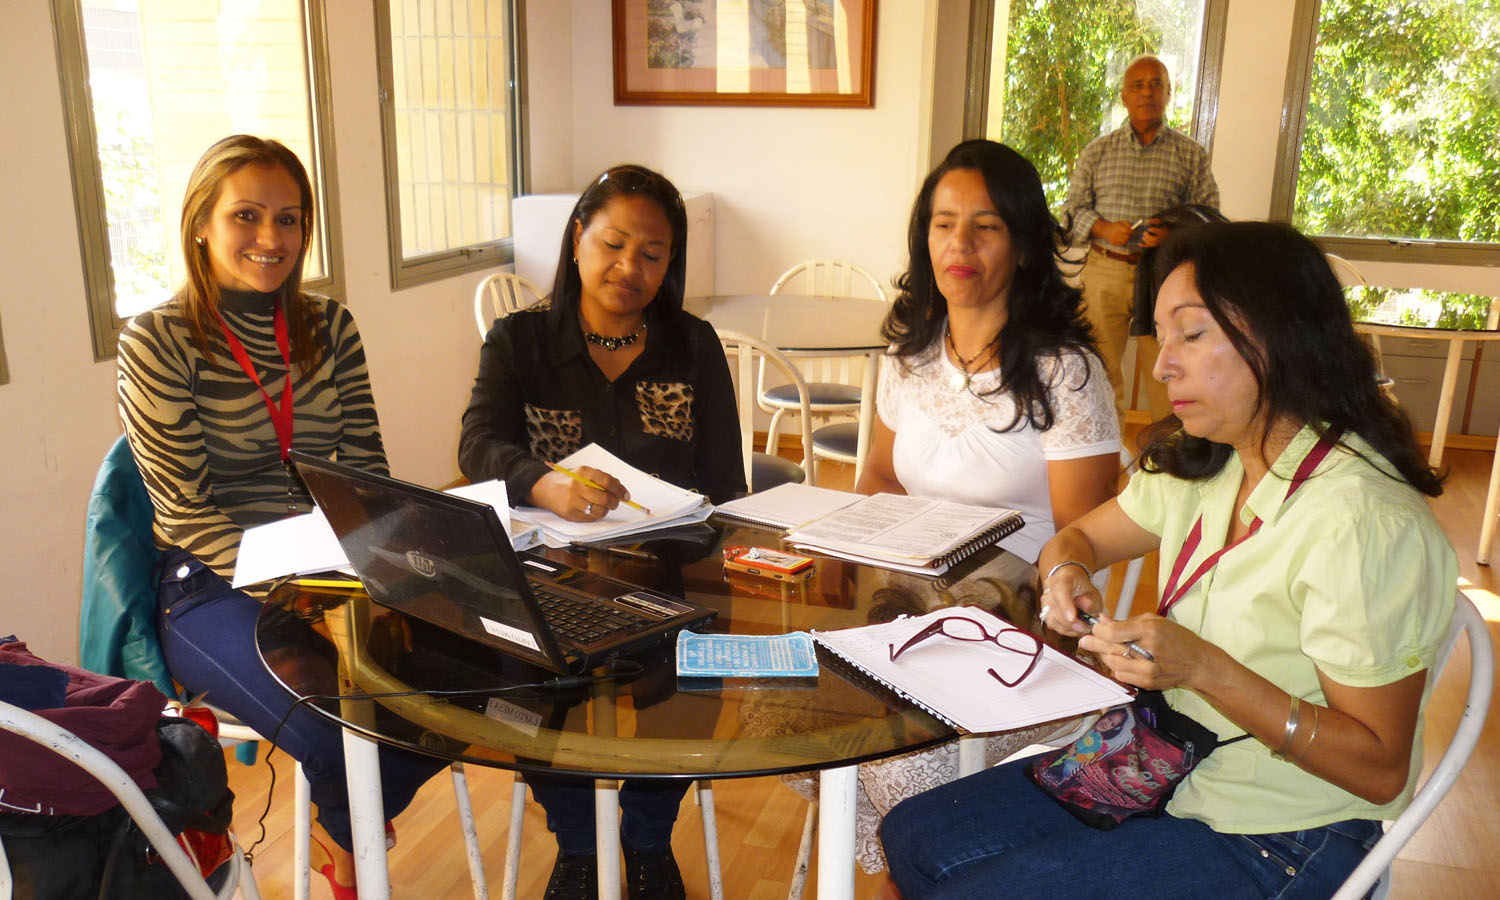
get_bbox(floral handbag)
[1025,690,1248,830]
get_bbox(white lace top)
[876,332,1121,561]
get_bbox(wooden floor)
[225,442,1500,899]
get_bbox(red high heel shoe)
[310,833,359,900]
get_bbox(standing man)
[1061,54,1218,427]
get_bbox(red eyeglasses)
[887,614,1043,687]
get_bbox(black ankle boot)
[543,851,598,900]
[622,845,685,900]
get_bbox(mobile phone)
[722,546,815,581]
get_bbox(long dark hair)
[1138,221,1442,496]
[178,135,322,375]
[546,164,689,338]
[883,140,1097,431]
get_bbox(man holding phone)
[1060,54,1219,428]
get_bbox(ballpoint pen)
[546,462,651,514]
[568,541,658,562]
[1076,609,1156,662]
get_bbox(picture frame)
[612,0,878,108]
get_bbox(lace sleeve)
[1038,350,1121,459]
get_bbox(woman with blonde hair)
[117,134,443,898]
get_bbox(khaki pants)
[1080,251,1170,428]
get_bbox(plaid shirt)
[1061,123,1218,249]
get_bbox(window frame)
[51,0,346,362]
[962,0,1229,154]
[1271,0,1500,267]
[373,0,530,290]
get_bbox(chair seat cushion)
[764,383,862,408]
[811,422,858,460]
[751,453,806,493]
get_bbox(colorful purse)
[1025,691,1246,830]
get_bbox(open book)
[785,493,1022,575]
[812,607,1131,733]
[232,480,539,588]
[512,443,712,546]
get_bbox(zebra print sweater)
[117,289,387,582]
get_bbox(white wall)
[3,0,1495,664]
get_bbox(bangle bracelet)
[1272,695,1302,760]
[1045,560,1092,581]
[1293,703,1321,762]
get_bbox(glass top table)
[255,519,1069,898]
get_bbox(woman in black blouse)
[458,164,744,900]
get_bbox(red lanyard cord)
[215,301,294,462]
[1157,429,1343,617]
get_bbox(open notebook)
[812,606,1131,733]
[786,493,1023,576]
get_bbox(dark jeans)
[881,759,1382,900]
[156,547,446,850]
[527,774,690,856]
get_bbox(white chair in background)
[0,699,259,900]
[1331,589,1493,900]
[762,260,888,474]
[718,329,815,491]
[474,272,544,338]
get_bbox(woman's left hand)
[1079,613,1210,690]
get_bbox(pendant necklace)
[945,324,993,392]
[583,323,645,351]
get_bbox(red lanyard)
[1157,429,1343,617]
[215,301,294,463]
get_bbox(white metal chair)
[1331,589,1493,900]
[474,272,544,338]
[0,699,259,900]
[499,776,723,900]
[718,329,815,491]
[762,260,888,464]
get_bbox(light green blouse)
[1117,426,1456,834]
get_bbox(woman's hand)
[528,465,629,522]
[1038,562,1102,637]
[1079,613,1212,690]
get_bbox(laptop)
[290,452,718,674]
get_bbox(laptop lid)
[290,452,715,673]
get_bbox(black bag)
[0,716,235,899]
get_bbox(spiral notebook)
[811,607,1132,733]
[784,493,1023,576]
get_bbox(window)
[374,0,527,289]
[1272,0,1499,269]
[53,0,342,361]
[965,0,1227,209]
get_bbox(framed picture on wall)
[612,0,878,108]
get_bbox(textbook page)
[512,443,708,542]
[812,607,1131,733]
[786,493,1020,570]
[712,482,861,531]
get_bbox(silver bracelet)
[1272,695,1302,760]
[1045,560,1092,581]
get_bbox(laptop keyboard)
[531,584,645,645]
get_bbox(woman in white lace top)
[860,140,1121,562]
[792,141,1120,887]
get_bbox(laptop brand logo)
[405,551,438,578]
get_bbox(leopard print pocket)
[637,381,694,442]
[525,405,583,462]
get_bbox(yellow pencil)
[291,577,365,590]
[546,461,650,514]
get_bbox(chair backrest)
[0,699,244,900]
[1330,589,1494,900]
[717,330,814,489]
[1325,253,1368,288]
[474,272,544,337]
[78,435,176,698]
[769,258,888,302]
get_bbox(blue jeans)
[156,548,446,850]
[881,759,1382,900]
[526,774,690,856]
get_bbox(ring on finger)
[585,502,594,515]
[1122,647,1134,659]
